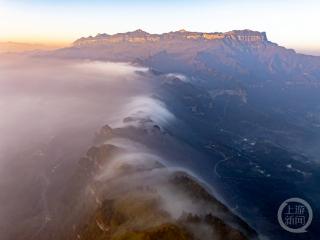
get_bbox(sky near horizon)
[0,0,319,53]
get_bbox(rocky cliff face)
[73,29,268,46]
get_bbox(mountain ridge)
[73,29,269,46]
[0,41,62,53]
[44,28,320,86]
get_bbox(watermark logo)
[278,198,313,233]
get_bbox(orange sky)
[1,0,319,54]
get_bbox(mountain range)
[0,42,62,53]
[50,29,320,86]
[23,29,320,239]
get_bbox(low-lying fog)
[0,55,152,238]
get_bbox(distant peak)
[226,30,268,41]
[73,29,269,46]
[131,29,149,34]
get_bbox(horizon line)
[1,27,320,55]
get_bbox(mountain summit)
[73,29,268,46]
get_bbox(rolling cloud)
[0,56,153,240]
